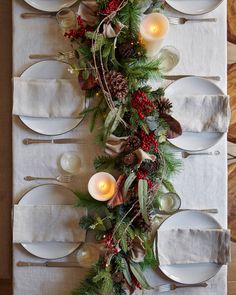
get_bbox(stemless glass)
[76,243,100,268]
[56,8,77,34]
[158,192,181,214]
[158,45,180,73]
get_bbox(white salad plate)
[20,60,85,136]
[18,184,80,259]
[166,0,223,15]
[165,77,224,151]
[155,210,222,284]
[24,0,77,12]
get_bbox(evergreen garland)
[64,0,183,294]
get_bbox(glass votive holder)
[158,192,181,214]
[158,45,180,73]
[60,151,81,175]
[56,8,77,34]
[76,243,100,268]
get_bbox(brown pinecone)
[117,41,135,59]
[112,272,124,283]
[156,97,173,114]
[131,200,152,232]
[123,153,138,166]
[124,136,141,153]
[105,71,129,102]
[140,159,160,175]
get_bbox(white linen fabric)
[13,78,85,118]
[12,0,228,294]
[13,205,86,243]
[169,95,230,132]
[158,228,231,265]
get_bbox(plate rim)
[165,76,225,151]
[165,0,224,16]
[18,183,82,260]
[155,210,222,284]
[23,0,78,12]
[18,59,86,136]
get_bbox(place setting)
[12,0,231,295]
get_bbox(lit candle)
[140,13,169,57]
[88,172,116,201]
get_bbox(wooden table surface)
[0,1,235,294]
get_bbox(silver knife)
[23,138,86,145]
[164,75,221,81]
[17,261,81,268]
[21,12,57,19]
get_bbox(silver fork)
[155,282,208,292]
[181,150,220,159]
[168,16,217,25]
[29,51,75,61]
[24,175,73,183]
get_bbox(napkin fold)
[167,94,230,133]
[13,77,85,118]
[13,205,86,243]
[158,228,231,265]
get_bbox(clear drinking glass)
[56,8,77,34]
[76,243,100,268]
[158,45,180,73]
[158,192,181,214]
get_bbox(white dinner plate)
[19,184,81,259]
[24,0,77,12]
[165,77,224,151]
[20,60,85,136]
[155,210,222,284]
[166,0,223,15]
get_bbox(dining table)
[12,0,228,294]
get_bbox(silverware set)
[23,138,85,145]
[24,174,73,183]
[168,16,216,25]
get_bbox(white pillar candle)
[88,172,116,201]
[140,13,169,57]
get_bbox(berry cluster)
[104,233,119,254]
[64,16,85,39]
[131,90,156,119]
[100,0,122,15]
[140,130,158,152]
[136,169,153,189]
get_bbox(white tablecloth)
[12,0,228,294]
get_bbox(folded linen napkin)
[158,228,231,265]
[13,205,86,243]
[167,94,230,133]
[13,77,85,118]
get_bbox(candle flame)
[150,25,159,35]
[98,181,109,194]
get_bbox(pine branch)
[75,191,107,209]
[94,155,116,172]
[117,0,141,40]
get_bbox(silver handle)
[165,75,221,81]
[21,12,55,18]
[23,138,53,145]
[186,18,217,22]
[29,54,57,59]
[24,176,56,181]
[176,282,208,288]
[179,209,218,214]
[190,151,220,156]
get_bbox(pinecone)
[124,136,141,153]
[117,41,135,59]
[112,272,124,283]
[123,153,138,166]
[156,97,173,114]
[105,71,129,102]
[130,199,152,232]
[140,159,160,175]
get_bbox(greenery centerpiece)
[64,0,182,294]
